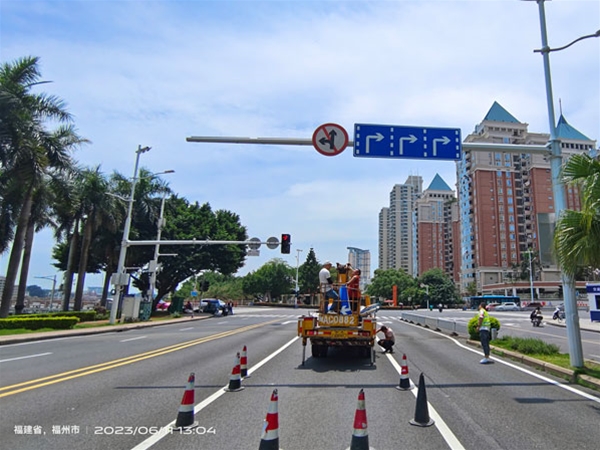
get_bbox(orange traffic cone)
[395,354,413,391]
[225,352,245,392]
[174,373,198,429]
[349,389,369,450]
[409,373,434,427]
[240,345,250,378]
[259,389,279,450]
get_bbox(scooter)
[531,315,543,327]
[552,310,565,321]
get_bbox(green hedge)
[13,311,97,322]
[0,316,80,330]
[467,316,501,340]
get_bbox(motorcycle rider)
[530,306,543,325]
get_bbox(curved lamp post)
[527,0,599,366]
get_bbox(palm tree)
[553,153,600,276]
[50,168,82,311]
[14,177,55,314]
[72,166,116,311]
[0,56,88,317]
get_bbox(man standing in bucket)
[319,261,339,313]
[475,302,492,364]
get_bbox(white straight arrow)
[399,134,417,155]
[432,136,450,156]
[365,133,384,154]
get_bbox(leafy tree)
[144,196,247,306]
[298,248,320,303]
[554,153,600,276]
[176,272,244,302]
[366,268,415,302]
[242,258,294,301]
[418,268,460,306]
[26,285,44,298]
[465,281,478,297]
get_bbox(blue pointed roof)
[427,174,452,191]
[556,114,591,141]
[483,101,521,123]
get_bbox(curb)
[466,339,600,391]
[0,315,211,345]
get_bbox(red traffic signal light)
[281,234,291,254]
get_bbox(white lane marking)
[399,320,600,404]
[0,352,53,363]
[387,354,466,450]
[130,336,299,450]
[178,327,194,331]
[119,336,147,343]
[217,321,228,325]
[1,333,118,347]
[280,320,296,325]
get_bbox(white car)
[495,302,520,311]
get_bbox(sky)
[1,0,599,293]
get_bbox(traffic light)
[201,280,210,292]
[281,234,291,254]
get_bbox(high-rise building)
[378,208,389,270]
[415,174,459,281]
[379,176,422,275]
[347,247,371,289]
[456,101,596,294]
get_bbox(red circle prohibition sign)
[312,123,349,157]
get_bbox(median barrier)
[400,312,468,336]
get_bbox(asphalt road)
[1,307,599,450]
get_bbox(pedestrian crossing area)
[229,313,300,319]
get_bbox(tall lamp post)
[35,275,57,312]
[148,194,178,302]
[295,249,303,307]
[528,0,599,366]
[524,249,535,303]
[109,145,151,325]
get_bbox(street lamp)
[108,158,174,323]
[109,145,150,325]
[527,0,599,366]
[148,193,172,302]
[524,249,535,303]
[35,275,57,312]
[295,249,303,307]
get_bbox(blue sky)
[1,0,599,292]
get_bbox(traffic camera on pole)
[281,234,291,254]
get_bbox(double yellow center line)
[0,319,280,398]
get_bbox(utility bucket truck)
[297,275,379,365]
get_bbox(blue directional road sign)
[353,123,462,160]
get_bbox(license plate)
[331,330,347,339]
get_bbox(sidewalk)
[0,314,211,346]
[545,315,600,333]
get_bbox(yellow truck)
[297,286,379,365]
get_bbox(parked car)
[495,302,520,311]
[486,303,501,311]
[524,302,543,309]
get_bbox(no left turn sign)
[312,123,349,156]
